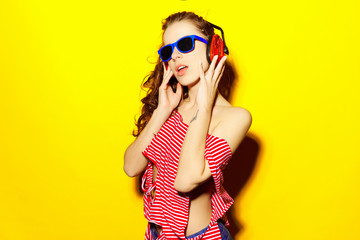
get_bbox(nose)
[171,47,182,60]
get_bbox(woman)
[124,11,252,240]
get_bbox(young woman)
[124,11,252,240]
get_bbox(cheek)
[201,60,210,71]
[192,44,209,68]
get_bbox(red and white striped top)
[141,110,234,240]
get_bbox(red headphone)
[206,22,229,64]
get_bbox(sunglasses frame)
[158,35,208,62]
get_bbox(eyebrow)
[164,35,191,46]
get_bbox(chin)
[176,70,200,87]
[177,77,200,87]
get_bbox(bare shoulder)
[211,105,252,153]
[219,105,251,121]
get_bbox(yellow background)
[1,0,359,239]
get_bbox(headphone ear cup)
[206,34,225,64]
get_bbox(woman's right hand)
[158,63,182,113]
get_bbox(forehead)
[163,20,204,45]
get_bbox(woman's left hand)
[197,55,227,110]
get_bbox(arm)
[174,56,252,192]
[174,107,211,192]
[124,108,172,177]
[174,56,223,192]
[174,107,252,192]
[124,64,182,177]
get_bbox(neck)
[179,79,200,110]
[178,79,221,112]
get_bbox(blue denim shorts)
[150,220,232,240]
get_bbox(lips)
[176,64,188,76]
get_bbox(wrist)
[153,107,172,120]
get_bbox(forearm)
[124,108,172,177]
[174,107,211,191]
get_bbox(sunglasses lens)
[160,45,172,61]
[159,36,196,61]
[177,37,193,52]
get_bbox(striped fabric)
[141,110,234,240]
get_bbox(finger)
[161,67,173,87]
[162,62,171,76]
[206,55,219,78]
[162,62,172,75]
[215,63,226,87]
[213,56,227,82]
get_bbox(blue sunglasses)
[158,35,208,62]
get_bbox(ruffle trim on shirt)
[204,135,234,227]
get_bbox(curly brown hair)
[133,11,234,137]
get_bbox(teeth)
[178,66,186,71]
